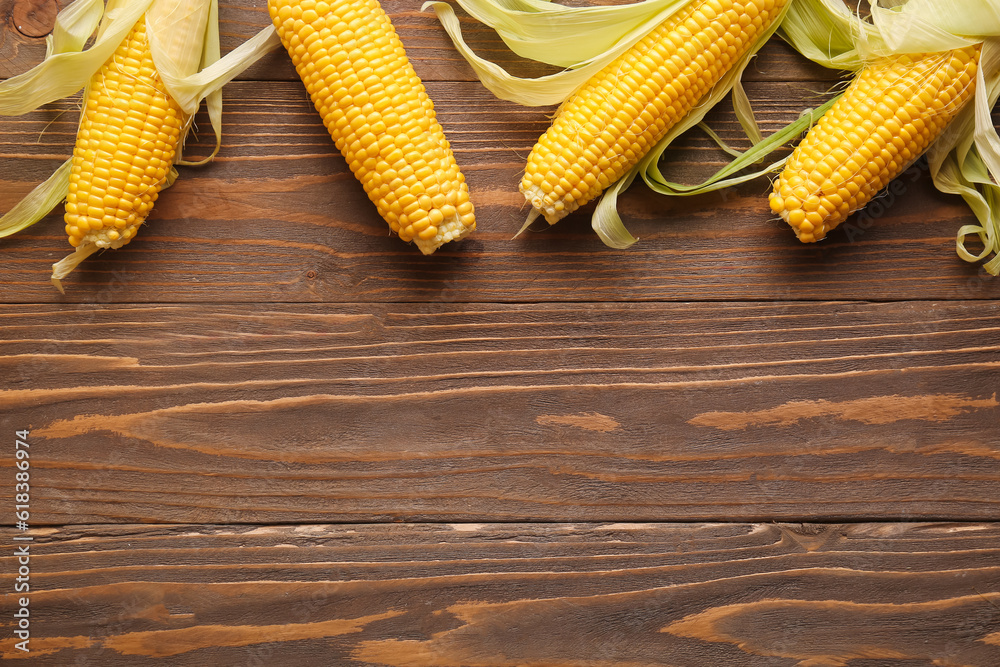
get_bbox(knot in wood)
[12,0,57,38]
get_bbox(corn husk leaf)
[732,77,764,147]
[870,0,996,53]
[47,0,105,55]
[168,24,280,120]
[146,1,280,160]
[50,244,100,294]
[175,0,222,165]
[430,0,699,68]
[424,0,698,106]
[643,95,840,196]
[147,0,212,80]
[0,159,72,238]
[778,0,863,70]
[926,36,1000,275]
[592,168,642,249]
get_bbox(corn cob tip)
[520,183,573,225]
[769,192,824,243]
[411,206,476,255]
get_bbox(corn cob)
[65,18,186,252]
[769,46,981,243]
[521,0,787,225]
[268,0,475,254]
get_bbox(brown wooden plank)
[2,77,998,303]
[2,301,997,524]
[1,522,998,664]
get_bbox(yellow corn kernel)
[521,0,787,225]
[771,46,980,242]
[268,0,475,254]
[64,17,186,252]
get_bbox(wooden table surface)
[2,0,999,663]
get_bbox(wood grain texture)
[2,301,997,524]
[1,522,999,665]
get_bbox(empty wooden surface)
[1,0,998,664]
[1,301,999,525]
[4,523,1000,665]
